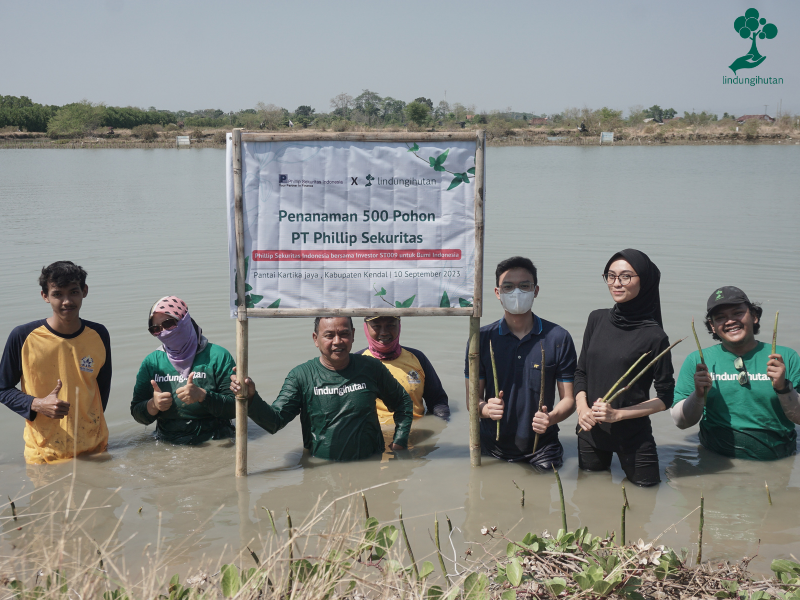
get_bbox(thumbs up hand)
[150,379,174,413]
[31,378,71,419]
[176,372,206,405]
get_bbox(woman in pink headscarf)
[358,316,450,425]
[130,296,238,444]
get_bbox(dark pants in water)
[483,438,564,473]
[578,435,660,487]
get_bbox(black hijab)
[604,248,663,330]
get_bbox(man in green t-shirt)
[672,286,800,460]
[230,316,414,461]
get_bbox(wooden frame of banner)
[231,129,486,475]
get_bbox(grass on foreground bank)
[3,475,800,600]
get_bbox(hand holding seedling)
[532,405,550,434]
[176,373,206,405]
[230,366,256,400]
[482,391,504,420]
[767,354,787,390]
[32,379,70,419]
[694,363,713,398]
[591,399,620,423]
[150,380,173,413]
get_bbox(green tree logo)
[729,8,778,74]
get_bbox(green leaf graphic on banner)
[408,143,419,152]
[245,283,253,292]
[459,298,473,307]
[267,298,281,308]
[440,291,450,307]
[467,167,476,174]
[246,294,264,308]
[447,178,463,191]
[431,149,449,172]
[395,295,416,308]
[375,287,387,296]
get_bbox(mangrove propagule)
[490,341,500,441]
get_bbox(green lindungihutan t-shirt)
[131,343,237,444]
[674,341,800,460]
[248,354,413,461]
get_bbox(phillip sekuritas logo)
[729,8,778,75]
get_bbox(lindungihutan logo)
[729,8,778,75]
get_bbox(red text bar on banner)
[253,249,462,261]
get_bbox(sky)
[2,0,798,117]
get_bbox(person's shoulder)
[402,346,428,361]
[288,357,321,377]
[776,344,800,362]
[587,308,610,323]
[479,319,502,335]
[352,353,383,368]
[538,317,572,341]
[6,320,47,343]
[81,319,109,338]
[205,342,234,359]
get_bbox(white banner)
[226,136,478,316]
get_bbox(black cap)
[706,286,751,316]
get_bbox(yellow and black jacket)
[0,319,111,464]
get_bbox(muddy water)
[0,146,799,574]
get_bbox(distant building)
[736,114,775,124]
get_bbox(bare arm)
[777,388,800,425]
[671,362,711,429]
[575,390,596,431]
[591,397,667,424]
[464,378,503,419]
[532,382,576,434]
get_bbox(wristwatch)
[774,380,794,395]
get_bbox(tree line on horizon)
[0,92,770,139]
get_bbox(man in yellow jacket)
[0,261,111,464]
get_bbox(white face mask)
[499,288,535,314]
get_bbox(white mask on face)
[499,288,535,314]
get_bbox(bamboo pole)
[472,130,485,319]
[468,317,481,467]
[232,128,249,477]
[241,131,479,143]
[467,130,486,468]
[245,307,474,318]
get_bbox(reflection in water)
[0,147,799,574]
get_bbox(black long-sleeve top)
[573,309,675,451]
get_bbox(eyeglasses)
[148,318,178,335]
[603,273,639,285]
[733,356,749,386]
[499,281,535,294]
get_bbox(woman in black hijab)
[573,249,675,486]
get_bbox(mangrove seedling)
[601,352,650,402]
[490,341,500,441]
[434,513,449,586]
[398,507,419,581]
[553,466,567,533]
[532,343,546,453]
[766,481,773,506]
[621,504,626,547]
[605,338,686,404]
[692,318,708,404]
[697,494,704,565]
[261,506,278,535]
[622,485,629,509]
[512,479,525,507]
[361,492,369,519]
[772,311,779,355]
[8,496,16,521]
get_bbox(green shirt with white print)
[131,343,237,444]
[674,342,800,460]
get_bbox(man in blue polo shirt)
[464,256,578,471]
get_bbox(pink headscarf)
[363,319,402,361]
[150,296,188,321]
